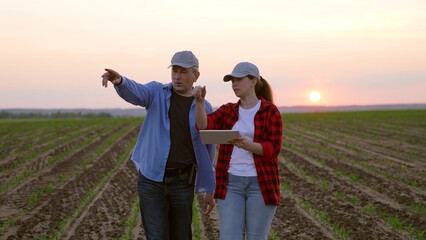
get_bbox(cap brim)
[223,75,232,82]
[168,63,194,68]
[223,73,247,82]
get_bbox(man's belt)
[165,165,193,177]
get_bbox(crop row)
[267,110,426,239]
[1,110,425,239]
[0,118,142,238]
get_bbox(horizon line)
[1,102,426,110]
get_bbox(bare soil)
[1,113,425,239]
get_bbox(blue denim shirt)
[115,77,216,193]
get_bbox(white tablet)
[199,130,241,144]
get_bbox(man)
[101,50,216,240]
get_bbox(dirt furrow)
[282,149,425,237]
[286,130,426,191]
[64,154,139,240]
[289,126,426,169]
[197,194,220,240]
[0,125,132,209]
[0,124,59,159]
[0,125,98,166]
[133,211,145,240]
[285,136,426,204]
[0,126,105,185]
[290,125,426,167]
[1,125,138,239]
[278,155,406,239]
[272,184,333,239]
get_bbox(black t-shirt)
[166,89,196,169]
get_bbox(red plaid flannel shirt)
[206,98,283,205]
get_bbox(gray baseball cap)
[223,62,260,82]
[168,50,199,68]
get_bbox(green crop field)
[1,110,425,239]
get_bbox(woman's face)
[230,76,256,98]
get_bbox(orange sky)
[1,0,425,108]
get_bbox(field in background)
[0,110,425,239]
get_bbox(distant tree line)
[0,111,113,119]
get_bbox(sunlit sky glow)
[309,91,321,103]
[1,0,425,108]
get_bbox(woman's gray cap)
[223,62,260,82]
[168,50,199,68]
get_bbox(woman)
[193,62,283,240]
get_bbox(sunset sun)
[309,91,321,103]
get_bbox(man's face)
[171,66,200,96]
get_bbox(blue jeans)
[217,174,277,240]
[138,171,194,240]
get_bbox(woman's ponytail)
[254,76,274,103]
